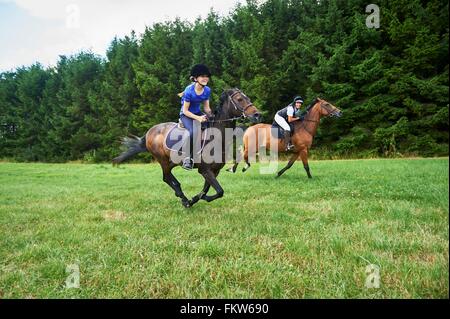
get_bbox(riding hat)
[293,96,304,104]
[190,64,211,78]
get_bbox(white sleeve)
[287,105,294,117]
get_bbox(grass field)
[0,158,448,298]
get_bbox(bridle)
[321,101,340,117]
[302,100,338,123]
[208,89,255,123]
[300,100,340,135]
[228,89,255,116]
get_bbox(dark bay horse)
[113,89,261,207]
[228,98,342,178]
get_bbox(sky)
[0,0,244,72]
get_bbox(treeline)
[0,0,448,162]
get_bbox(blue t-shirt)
[180,84,211,115]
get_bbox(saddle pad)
[164,124,208,154]
[271,122,284,139]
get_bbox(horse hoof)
[182,199,191,208]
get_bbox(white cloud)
[0,0,243,71]
[14,0,71,20]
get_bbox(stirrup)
[182,157,194,170]
[286,143,294,151]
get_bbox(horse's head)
[315,98,342,118]
[220,88,262,123]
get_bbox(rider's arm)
[287,106,299,122]
[183,101,203,121]
[203,99,212,116]
[288,115,300,123]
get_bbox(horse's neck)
[213,105,236,140]
[208,105,235,161]
[214,106,228,122]
[300,104,321,136]
[215,103,236,127]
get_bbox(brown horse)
[112,89,261,207]
[228,97,342,178]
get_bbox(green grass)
[0,158,448,298]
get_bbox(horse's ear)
[219,91,228,104]
[306,98,318,111]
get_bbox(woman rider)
[273,96,305,151]
[179,64,213,170]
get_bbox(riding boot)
[182,136,194,170]
[283,130,293,151]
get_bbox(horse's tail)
[112,135,147,165]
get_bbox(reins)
[207,89,253,124]
[299,101,335,136]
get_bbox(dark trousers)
[180,113,203,159]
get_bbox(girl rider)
[179,64,213,170]
[273,96,305,151]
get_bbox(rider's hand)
[197,115,208,122]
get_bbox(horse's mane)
[214,89,235,115]
[305,97,319,113]
[293,97,320,128]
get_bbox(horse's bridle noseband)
[228,89,254,117]
[321,102,340,117]
[303,100,339,123]
[207,89,255,123]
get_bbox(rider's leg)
[180,114,194,169]
[274,114,292,151]
[283,130,292,151]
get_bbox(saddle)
[271,122,294,139]
[164,122,209,155]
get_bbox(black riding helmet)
[190,64,211,79]
[293,96,304,104]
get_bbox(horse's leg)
[190,180,211,205]
[226,145,241,173]
[162,166,191,208]
[241,147,251,172]
[228,146,243,173]
[226,160,238,173]
[276,152,299,178]
[227,162,238,173]
[228,149,241,173]
[200,170,224,202]
[299,149,312,179]
[192,167,223,204]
